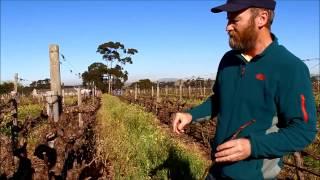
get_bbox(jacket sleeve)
[186,73,220,123]
[249,63,318,158]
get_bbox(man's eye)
[229,19,238,24]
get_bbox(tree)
[82,62,129,92]
[82,62,109,92]
[97,41,138,93]
[29,78,50,89]
[129,79,155,89]
[0,82,14,95]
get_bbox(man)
[172,0,317,179]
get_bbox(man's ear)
[257,10,268,28]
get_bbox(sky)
[1,0,319,85]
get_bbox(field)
[120,88,320,179]
[0,88,319,180]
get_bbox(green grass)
[18,104,43,120]
[1,103,43,136]
[64,96,78,106]
[96,94,209,180]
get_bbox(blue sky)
[1,0,319,85]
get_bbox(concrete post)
[165,85,168,96]
[14,73,18,93]
[92,81,95,104]
[77,88,83,128]
[49,45,62,96]
[49,44,62,121]
[46,91,58,122]
[134,83,137,100]
[179,80,183,100]
[157,81,160,102]
[151,86,154,97]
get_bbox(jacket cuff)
[248,134,258,158]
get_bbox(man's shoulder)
[223,50,238,58]
[271,45,307,69]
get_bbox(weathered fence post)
[14,73,18,93]
[179,80,183,100]
[165,85,168,96]
[92,81,95,104]
[108,75,112,94]
[10,97,18,167]
[199,81,203,97]
[11,73,18,126]
[157,81,160,103]
[134,83,138,100]
[46,91,58,122]
[49,44,62,122]
[77,87,83,128]
[151,85,154,97]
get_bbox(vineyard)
[0,45,319,180]
[0,94,113,179]
[120,87,320,180]
[0,82,319,180]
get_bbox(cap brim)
[211,3,250,13]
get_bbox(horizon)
[1,0,319,86]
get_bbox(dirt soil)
[0,97,112,180]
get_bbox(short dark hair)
[250,8,274,29]
[250,8,275,29]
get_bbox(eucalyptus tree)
[97,41,138,93]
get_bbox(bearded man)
[172,0,317,179]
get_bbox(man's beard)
[228,18,258,52]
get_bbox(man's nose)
[226,22,233,32]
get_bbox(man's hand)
[172,112,192,134]
[215,138,251,162]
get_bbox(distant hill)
[156,78,179,82]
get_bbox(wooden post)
[77,88,83,128]
[199,81,203,97]
[179,80,183,100]
[165,85,168,96]
[14,73,18,93]
[134,83,137,100]
[108,75,112,94]
[49,44,62,122]
[151,86,154,97]
[92,81,95,104]
[157,81,160,102]
[188,85,191,98]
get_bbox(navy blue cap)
[211,0,276,13]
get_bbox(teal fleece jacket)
[187,36,317,179]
